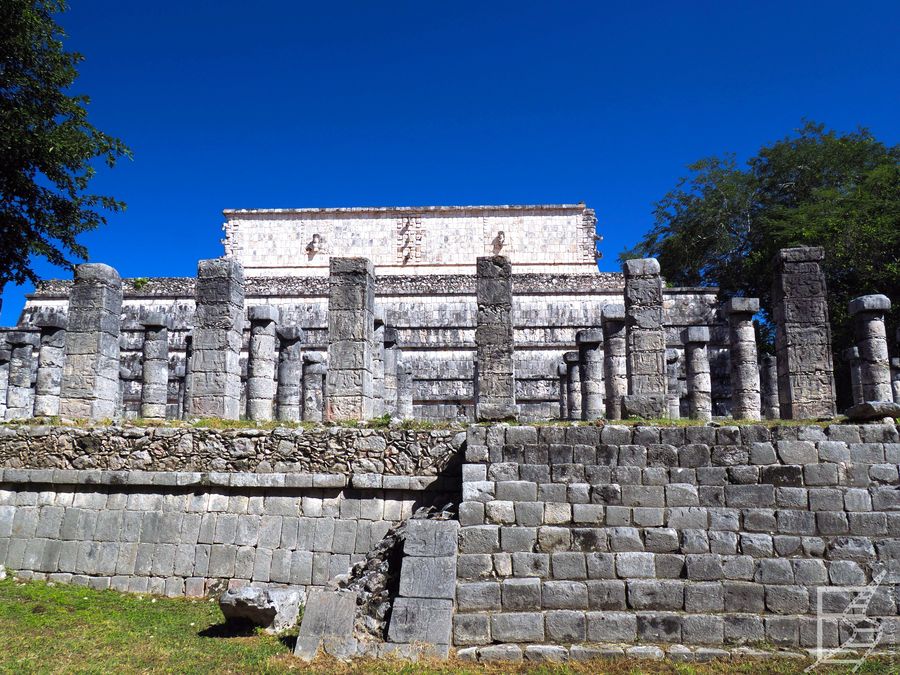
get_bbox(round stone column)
[563,351,581,421]
[246,305,279,421]
[843,347,864,407]
[849,294,893,402]
[557,362,568,420]
[724,297,761,421]
[576,329,604,420]
[140,313,169,419]
[33,313,67,418]
[276,326,303,422]
[601,304,627,420]
[759,353,780,420]
[302,352,327,422]
[683,326,712,422]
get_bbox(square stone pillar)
[474,256,517,421]
[5,330,38,420]
[601,304,627,420]
[326,257,375,421]
[59,263,123,420]
[843,347,864,407]
[622,258,667,418]
[772,247,836,419]
[189,258,244,420]
[302,352,327,422]
[33,313,67,418]
[557,362,568,420]
[0,337,9,420]
[372,312,386,418]
[382,326,399,416]
[181,333,193,420]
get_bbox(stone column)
[772,247,836,419]
[576,329,604,420]
[326,257,375,421]
[246,305,279,422]
[140,313,169,419]
[181,334,193,419]
[276,326,303,422]
[601,304,627,420]
[372,313,386,418]
[557,362,568,420]
[0,338,9,420]
[397,359,414,420]
[849,294,893,403]
[666,349,682,419]
[382,326,399,417]
[59,263,123,420]
[33,314,67,418]
[189,259,244,419]
[724,297,761,421]
[760,354,780,420]
[683,326,712,422]
[5,331,38,420]
[622,258,667,418]
[843,347,864,407]
[302,352,327,423]
[474,256,517,421]
[563,351,581,420]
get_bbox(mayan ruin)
[0,201,898,665]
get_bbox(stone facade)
[457,422,900,655]
[222,204,599,277]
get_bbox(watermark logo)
[806,569,894,672]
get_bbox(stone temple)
[2,203,900,663]
[14,203,728,421]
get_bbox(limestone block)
[219,587,304,633]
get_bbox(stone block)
[387,597,453,646]
[490,612,544,643]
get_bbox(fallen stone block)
[294,588,357,661]
[218,587,303,633]
[845,401,900,421]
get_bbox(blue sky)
[2,0,898,323]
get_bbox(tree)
[622,122,900,403]
[0,0,130,306]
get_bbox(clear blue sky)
[2,0,898,324]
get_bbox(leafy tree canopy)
[0,0,130,295]
[622,121,900,367]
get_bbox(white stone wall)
[222,205,598,277]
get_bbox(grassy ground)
[0,576,898,674]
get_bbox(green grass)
[1,576,899,674]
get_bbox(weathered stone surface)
[387,597,453,645]
[59,264,123,421]
[601,304,628,420]
[326,257,375,421]
[771,247,836,419]
[725,298,761,421]
[475,256,517,421]
[188,259,244,420]
[683,327,712,422]
[623,258,666,416]
[576,330,604,421]
[849,294,893,404]
[846,401,900,421]
[294,588,357,660]
[219,586,303,633]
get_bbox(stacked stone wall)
[456,423,900,656]
[0,426,461,596]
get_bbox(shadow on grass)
[198,619,257,638]
[278,633,297,651]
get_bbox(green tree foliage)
[622,122,900,375]
[0,0,130,297]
